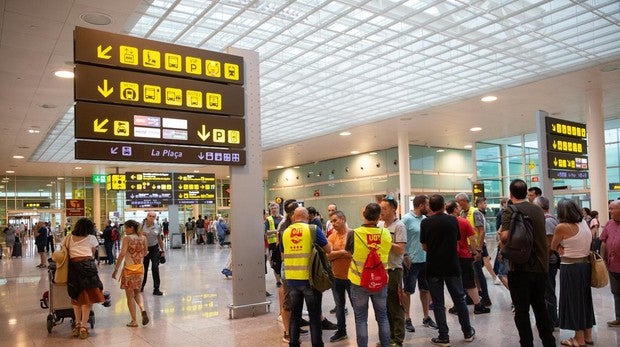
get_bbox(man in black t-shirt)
[420,195,475,346]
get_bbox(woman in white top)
[65,218,104,339]
[551,199,595,347]
[589,210,601,253]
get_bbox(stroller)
[40,259,111,333]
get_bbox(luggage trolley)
[40,260,109,333]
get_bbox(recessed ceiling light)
[46,184,52,187]
[80,12,112,26]
[470,127,482,132]
[12,155,24,159]
[339,132,351,136]
[436,149,445,152]
[350,150,360,154]
[369,152,378,155]
[74,166,82,170]
[193,170,200,173]
[28,129,41,134]
[57,177,65,180]
[481,95,497,102]
[226,175,230,178]
[293,166,300,169]
[276,165,284,169]
[54,70,74,79]
[5,170,15,174]
[464,145,473,149]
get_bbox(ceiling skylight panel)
[167,8,199,23]
[150,20,187,41]
[131,15,160,37]
[144,4,169,17]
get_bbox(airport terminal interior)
[2,0,620,346]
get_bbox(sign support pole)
[227,48,268,318]
[536,110,554,213]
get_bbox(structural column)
[93,183,101,227]
[397,130,411,213]
[586,84,609,225]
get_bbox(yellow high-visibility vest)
[348,226,391,286]
[266,216,278,244]
[282,222,312,280]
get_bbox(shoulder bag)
[590,251,609,288]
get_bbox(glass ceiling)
[34,0,620,161]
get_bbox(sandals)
[141,311,149,326]
[560,337,586,347]
[79,326,89,339]
[72,322,81,338]
[126,321,138,327]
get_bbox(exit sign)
[92,174,107,184]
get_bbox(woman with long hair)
[112,220,149,327]
[65,218,104,339]
[551,199,595,347]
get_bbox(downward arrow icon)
[97,79,114,97]
[197,125,211,141]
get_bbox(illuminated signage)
[548,170,589,179]
[66,199,85,216]
[75,102,244,147]
[173,173,216,204]
[74,27,243,84]
[75,64,244,116]
[545,116,587,139]
[107,174,126,190]
[24,202,50,208]
[547,152,588,171]
[472,183,484,201]
[610,183,620,191]
[92,174,107,184]
[75,140,246,165]
[546,134,587,155]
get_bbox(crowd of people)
[266,179,620,347]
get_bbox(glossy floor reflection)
[1,238,620,346]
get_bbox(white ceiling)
[0,0,619,180]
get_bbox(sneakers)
[494,277,502,285]
[473,303,490,314]
[405,318,415,332]
[481,297,492,307]
[608,320,620,327]
[423,316,438,329]
[153,290,163,296]
[431,337,450,346]
[464,327,476,342]
[329,330,348,342]
[321,318,338,330]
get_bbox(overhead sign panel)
[75,64,244,116]
[545,116,587,139]
[549,170,589,179]
[74,26,244,85]
[75,102,245,147]
[174,173,216,205]
[546,134,588,155]
[75,140,246,165]
[547,152,589,171]
[107,174,126,190]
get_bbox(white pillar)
[586,85,608,225]
[93,183,101,226]
[398,130,411,213]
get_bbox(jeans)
[609,271,620,320]
[289,284,323,347]
[142,245,161,291]
[350,284,390,347]
[427,276,472,340]
[473,258,489,299]
[332,278,351,333]
[104,241,115,264]
[545,261,559,327]
[387,268,405,344]
[508,271,555,347]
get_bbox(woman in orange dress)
[112,220,149,327]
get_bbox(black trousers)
[142,245,161,291]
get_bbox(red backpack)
[356,231,388,292]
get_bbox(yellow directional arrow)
[552,141,557,150]
[97,79,114,97]
[553,158,558,167]
[197,124,211,141]
[93,118,109,133]
[97,45,112,59]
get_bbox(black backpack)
[500,205,534,264]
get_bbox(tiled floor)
[2,238,620,346]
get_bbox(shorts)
[496,257,509,277]
[282,280,292,311]
[403,262,429,294]
[459,258,476,289]
[36,244,46,253]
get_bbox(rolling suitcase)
[12,239,22,258]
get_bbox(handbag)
[123,263,144,276]
[51,238,69,284]
[590,251,609,288]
